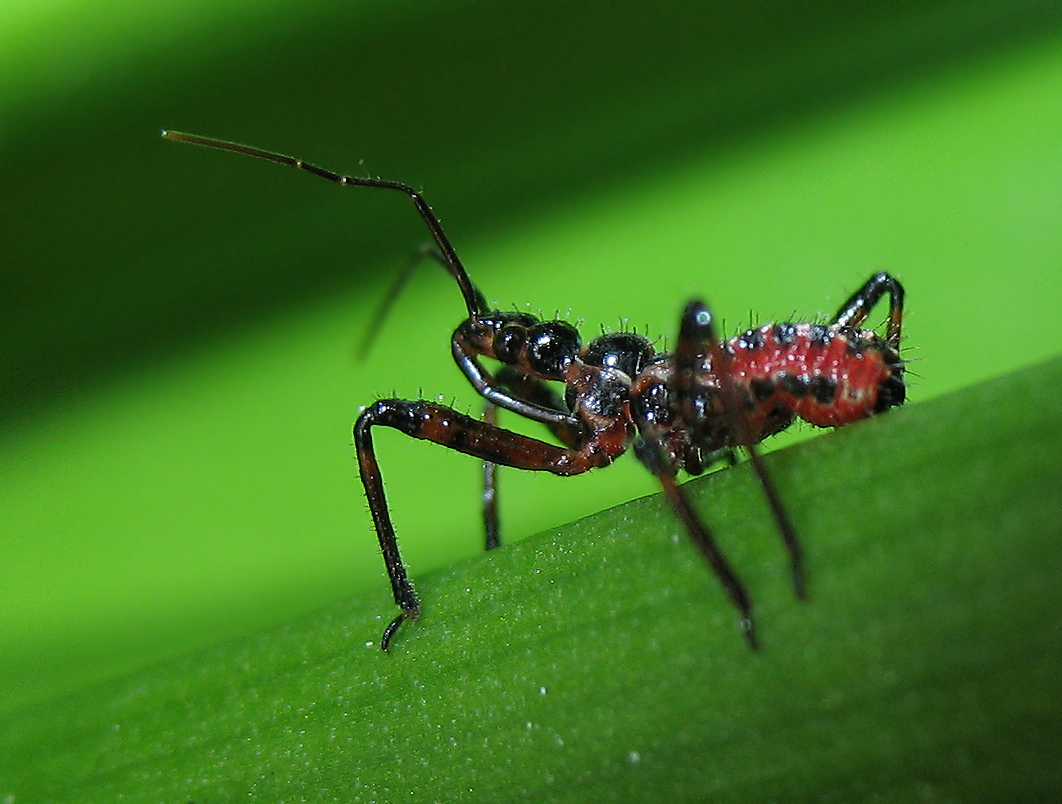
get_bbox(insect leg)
[678,301,805,600]
[452,332,583,429]
[354,398,616,650]
[482,400,501,551]
[831,272,905,350]
[481,368,589,550]
[494,366,586,446]
[354,405,421,651]
[633,437,758,648]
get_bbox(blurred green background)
[2,0,1061,714]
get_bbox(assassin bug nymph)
[162,130,907,651]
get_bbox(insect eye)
[527,321,581,375]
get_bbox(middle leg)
[676,301,805,598]
[481,367,589,551]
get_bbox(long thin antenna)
[160,130,486,319]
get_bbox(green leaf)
[6,0,1062,717]
[4,356,1060,803]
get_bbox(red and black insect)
[163,130,906,651]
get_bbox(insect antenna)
[160,130,488,322]
[357,244,444,358]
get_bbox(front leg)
[354,404,423,651]
[354,394,625,651]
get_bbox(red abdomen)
[728,322,905,432]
